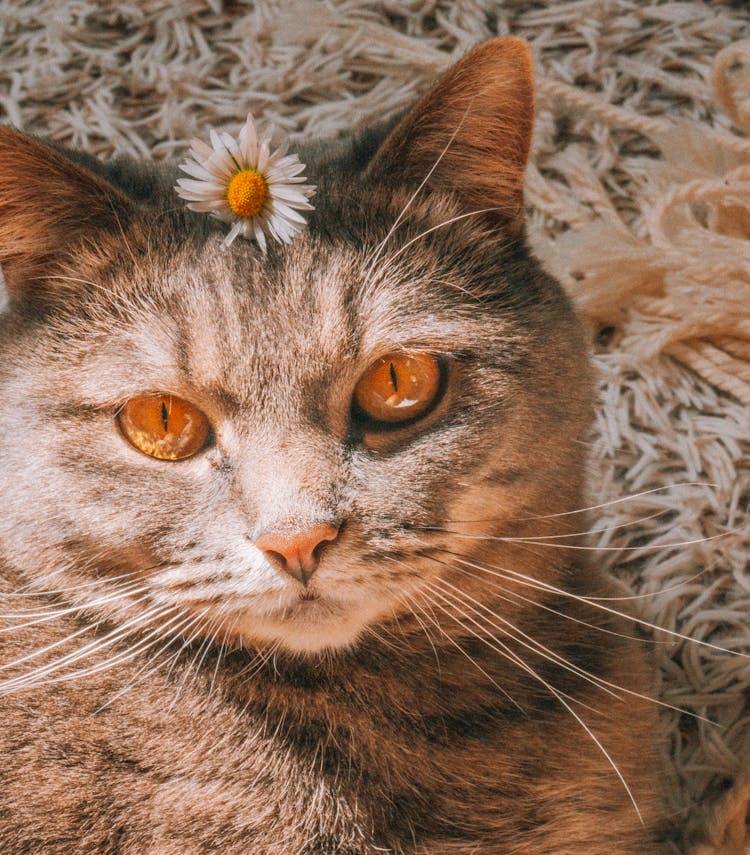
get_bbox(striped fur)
[0,39,670,853]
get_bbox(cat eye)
[117,394,211,461]
[353,351,443,426]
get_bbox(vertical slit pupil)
[389,362,398,393]
[161,400,169,432]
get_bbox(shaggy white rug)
[2,1,749,852]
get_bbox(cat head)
[0,38,592,656]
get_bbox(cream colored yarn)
[534,41,750,408]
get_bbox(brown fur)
[0,39,671,853]
[0,128,134,293]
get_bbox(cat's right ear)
[0,127,134,299]
[366,37,534,234]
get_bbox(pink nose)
[256,523,340,585]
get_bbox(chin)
[227,594,388,655]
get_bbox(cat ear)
[367,37,534,231]
[0,126,134,296]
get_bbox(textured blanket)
[1,1,749,852]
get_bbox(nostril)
[255,522,342,585]
[311,538,333,565]
[263,549,289,573]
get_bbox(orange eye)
[353,351,442,426]
[117,394,210,461]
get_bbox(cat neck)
[213,555,620,728]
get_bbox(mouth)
[280,591,335,621]
[221,593,364,654]
[209,579,404,655]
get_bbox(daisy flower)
[174,114,315,251]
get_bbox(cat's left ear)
[367,37,534,232]
[0,126,135,298]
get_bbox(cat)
[0,37,671,854]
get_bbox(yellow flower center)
[226,168,267,218]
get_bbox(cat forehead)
[76,233,491,410]
[177,241,363,396]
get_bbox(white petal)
[262,182,303,200]
[256,138,272,174]
[271,138,290,160]
[209,129,226,153]
[178,160,221,182]
[254,226,267,253]
[271,217,298,243]
[270,200,308,225]
[266,214,287,242]
[265,185,313,206]
[281,191,314,210]
[239,116,259,164]
[178,190,214,206]
[205,149,237,181]
[188,139,215,161]
[267,172,309,187]
[186,199,230,213]
[179,191,227,205]
[179,192,223,206]
[269,154,303,172]
[219,131,243,169]
[222,219,245,248]
[176,178,225,196]
[266,162,306,182]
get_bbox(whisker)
[385,206,505,266]
[427,568,707,722]
[361,106,472,284]
[424,276,484,304]
[2,569,149,602]
[168,613,227,708]
[165,611,215,683]
[429,551,665,643]
[38,610,192,689]
[95,609,210,713]
[5,562,148,599]
[440,482,720,524]
[489,509,668,542]
[398,586,523,712]
[365,622,408,655]
[421,582,643,823]
[238,641,281,686]
[423,509,677,551]
[0,620,104,676]
[395,591,443,676]
[0,601,168,692]
[0,583,153,630]
[5,560,164,599]
[42,274,114,293]
[209,614,240,698]
[441,551,750,660]
[431,528,734,552]
[0,594,152,674]
[423,581,602,715]
[429,577,624,703]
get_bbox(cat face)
[0,39,592,655]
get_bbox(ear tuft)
[0,127,134,295]
[368,37,535,230]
